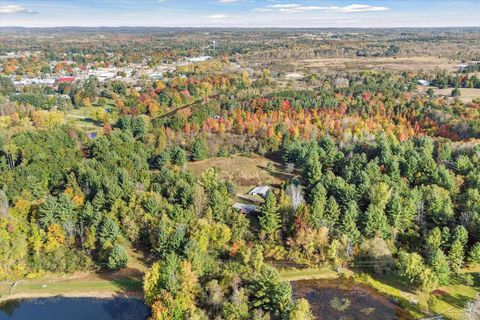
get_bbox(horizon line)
[1,25,480,29]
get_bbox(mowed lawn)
[357,268,480,320]
[0,245,147,302]
[279,267,339,282]
[65,100,116,130]
[0,277,142,300]
[423,267,480,320]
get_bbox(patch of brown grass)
[186,154,285,194]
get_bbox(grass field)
[0,277,143,302]
[187,154,294,197]
[356,268,480,320]
[0,245,147,302]
[417,86,480,103]
[279,267,339,282]
[289,56,459,72]
[65,106,103,130]
[65,99,116,130]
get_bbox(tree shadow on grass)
[436,292,472,310]
[257,165,295,184]
[109,277,143,294]
[95,266,145,297]
[367,273,417,295]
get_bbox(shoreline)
[0,290,144,303]
[0,272,145,304]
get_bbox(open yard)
[65,106,103,130]
[0,245,147,302]
[186,154,294,197]
[356,268,480,320]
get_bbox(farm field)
[287,56,460,72]
[417,86,480,103]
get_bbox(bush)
[458,273,474,286]
[451,88,461,97]
[330,297,351,312]
[468,243,480,265]
[191,136,209,161]
[170,146,187,166]
[357,237,393,274]
[107,244,129,271]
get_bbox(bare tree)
[0,190,9,217]
[63,220,76,239]
[193,184,207,216]
[286,184,304,211]
[464,295,480,320]
[285,162,295,174]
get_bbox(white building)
[417,80,430,86]
[188,56,211,63]
[248,186,271,198]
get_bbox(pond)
[292,278,413,320]
[0,297,150,320]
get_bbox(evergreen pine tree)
[259,192,281,241]
[364,205,390,239]
[468,242,480,265]
[449,240,465,274]
[429,249,451,285]
[324,196,340,227]
[304,153,322,199]
[191,136,209,161]
[309,183,326,229]
[339,201,361,243]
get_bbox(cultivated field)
[288,56,459,72]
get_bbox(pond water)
[0,297,150,320]
[292,278,413,320]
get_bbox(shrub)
[107,244,129,271]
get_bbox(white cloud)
[279,6,326,13]
[207,14,229,19]
[267,4,302,9]
[253,8,273,12]
[257,3,389,14]
[0,5,37,14]
[327,4,389,13]
[218,0,240,3]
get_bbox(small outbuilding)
[417,80,430,86]
[232,203,257,214]
[248,186,271,198]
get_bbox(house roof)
[232,203,257,214]
[58,77,75,83]
[248,186,271,197]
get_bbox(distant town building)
[57,77,75,83]
[188,56,211,63]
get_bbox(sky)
[0,0,479,28]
